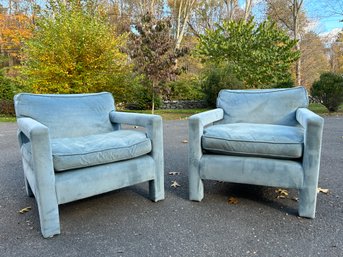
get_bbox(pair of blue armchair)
[14,87,324,238]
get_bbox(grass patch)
[123,108,209,120]
[0,115,16,122]
[309,103,343,115]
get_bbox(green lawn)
[1,104,342,122]
[309,103,343,114]
[0,115,16,122]
[123,108,209,120]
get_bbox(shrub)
[311,72,343,112]
[125,80,162,110]
[0,70,23,115]
[201,64,245,107]
[166,74,205,101]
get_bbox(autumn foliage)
[0,12,33,61]
[21,0,131,94]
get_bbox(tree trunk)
[293,0,303,85]
[151,81,156,114]
[295,42,301,85]
[244,0,252,21]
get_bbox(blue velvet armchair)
[14,92,164,238]
[188,87,324,218]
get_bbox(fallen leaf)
[169,172,180,176]
[317,187,329,194]
[181,140,188,144]
[227,197,239,204]
[277,195,286,199]
[171,181,180,188]
[275,189,289,196]
[19,207,31,214]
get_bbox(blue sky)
[304,1,343,33]
[245,0,343,34]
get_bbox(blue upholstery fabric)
[14,92,164,238]
[52,130,151,171]
[21,130,152,171]
[202,123,304,159]
[14,93,116,138]
[188,87,324,219]
[200,155,304,189]
[217,87,308,125]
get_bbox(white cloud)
[305,19,320,33]
[319,28,342,44]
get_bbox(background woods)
[0,0,342,112]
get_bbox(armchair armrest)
[109,110,163,157]
[17,117,49,141]
[188,108,223,201]
[109,111,164,200]
[110,111,161,128]
[296,108,324,184]
[188,108,224,159]
[16,117,56,204]
[109,111,163,144]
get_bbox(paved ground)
[0,116,342,257]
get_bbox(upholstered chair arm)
[17,117,55,188]
[109,111,163,145]
[109,111,164,201]
[188,108,224,201]
[17,118,59,236]
[296,108,324,186]
[188,108,224,159]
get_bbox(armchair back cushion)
[14,92,115,139]
[217,87,308,125]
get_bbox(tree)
[197,19,300,88]
[311,72,343,112]
[0,2,34,67]
[167,0,197,49]
[300,32,329,89]
[21,0,131,97]
[127,13,185,113]
[330,32,343,73]
[266,0,306,85]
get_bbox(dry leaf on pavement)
[317,187,329,194]
[181,140,188,143]
[275,189,289,196]
[227,197,239,204]
[19,206,32,214]
[171,181,180,188]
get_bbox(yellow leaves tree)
[331,32,343,73]
[21,0,131,96]
[0,12,33,66]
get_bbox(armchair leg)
[189,170,204,202]
[35,195,60,238]
[24,178,34,197]
[298,186,317,219]
[149,179,164,202]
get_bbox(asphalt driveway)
[0,116,342,257]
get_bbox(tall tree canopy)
[197,19,300,88]
[21,0,130,94]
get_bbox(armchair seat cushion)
[22,130,152,172]
[202,123,304,159]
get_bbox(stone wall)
[161,100,207,109]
